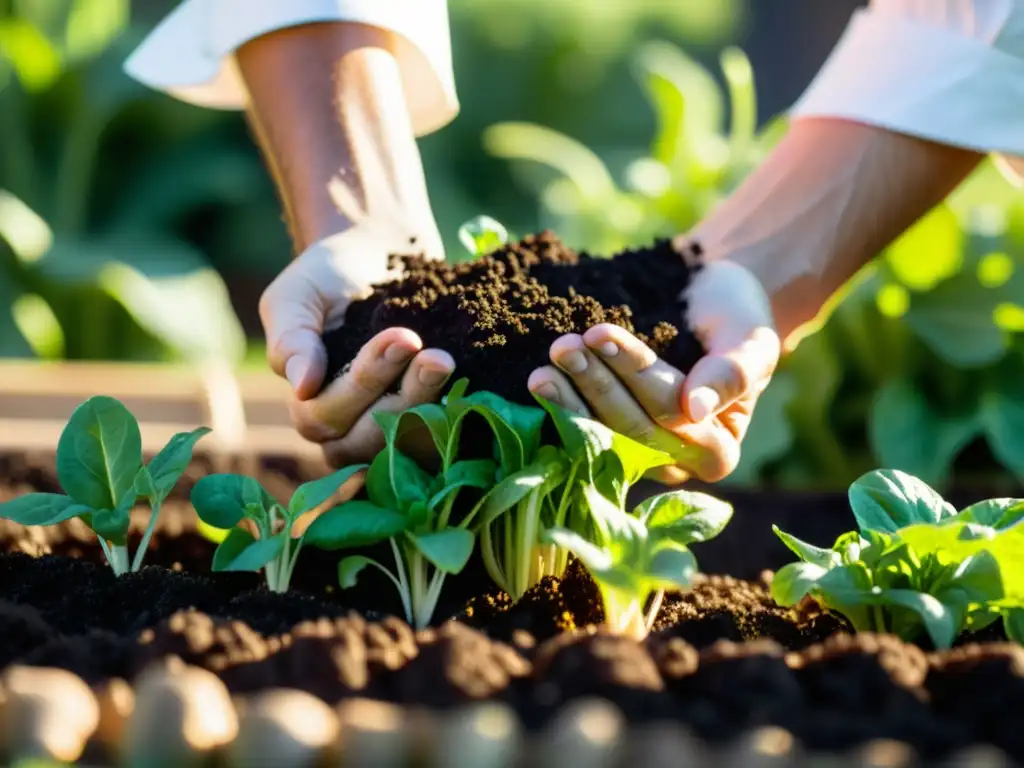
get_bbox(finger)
[581,324,687,429]
[319,349,456,467]
[681,326,779,422]
[527,366,591,417]
[548,335,664,447]
[291,328,421,440]
[668,420,742,483]
[259,266,331,400]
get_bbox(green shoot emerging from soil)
[0,396,209,575]
[772,469,1024,649]
[191,465,368,592]
[458,215,509,257]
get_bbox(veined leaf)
[848,469,956,533]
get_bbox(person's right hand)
[258,222,456,468]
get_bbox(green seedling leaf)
[288,464,367,518]
[647,545,698,590]
[447,398,530,472]
[212,528,285,572]
[458,215,509,257]
[143,427,211,502]
[429,459,497,510]
[374,405,451,459]
[475,454,567,529]
[639,490,734,543]
[90,506,132,545]
[56,396,143,511]
[191,474,274,530]
[338,555,380,589]
[0,493,92,527]
[773,526,842,569]
[957,498,1024,530]
[444,378,470,404]
[369,444,434,511]
[771,561,830,606]
[868,589,959,649]
[457,391,546,464]
[545,526,614,574]
[366,451,398,510]
[302,501,408,550]
[1003,607,1024,644]
[409,528,475,574]
[848,469,956,533]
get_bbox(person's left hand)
[527,258,780,485]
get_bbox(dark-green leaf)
[212,528,285,572]
[56,396,143,510]
[288,464,368,518]
[191,474,273,530]
[410,529,475,574]
[848,469,956,533]
[0,493,92,527]
[302,501,408,550]
[639,490,734,543]
[143,427,211,502]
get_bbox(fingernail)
[557,350,588,374]
[285,356,308,391]
[688,387,721,422]
[384,344,414,364]
[599,341,618,357]
[418,366,450,387]
[534,383,560,404]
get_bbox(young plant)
[191,464,369,592]
[0,396,209,574]
[545,484,733,639]
[458,215,509,257]
[771,469,1024,648]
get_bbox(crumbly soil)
[322,233,706,405]
[0,452,1020,761]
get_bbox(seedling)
[0,396,209,575]
[191,464,369,592]
[771,469,1024,648]
[545,484,733,639]
[458,215,509,257]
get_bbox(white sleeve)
[123,0,458,137]
[791,0,1024,184]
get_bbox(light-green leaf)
[56,396,143,511]
[647,546,698,591]
[143,427,211,502]
[771,561,829,607]
[957,498,1024,530]
[847,469,955,533]
[191,474,273,530]
[639,490,733,543]
[409,528,475,574]
[288,464,367,518]
[869,589,960,649]
[302,501,408,550]
[474,454,566,529]
[544,527,614,574]
[0,493,92,527]
[211,528,285,572]
[338,555,380,589]
[772,526,842,569]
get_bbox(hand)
[259,222,455,467]
[527,259,780,484]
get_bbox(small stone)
[433,702,521,768]
[337,698,408,767]
[0,665,99,763]
[536,698,624,768]
[93,678,134,751]
[230,688,339,767]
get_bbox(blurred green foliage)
[1,0,1021,490]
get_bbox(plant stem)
[872,605,887,634]
[108,545,130,576]
[390,538,413,624]
[645,590,665,632]
[131,500,163,572]
[514,492,542,599]
[480,525,510,595]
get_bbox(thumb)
[681,327,779,422]
[259,267,330,401]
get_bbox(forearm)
[235,22,440,255]
[689,118,983,344]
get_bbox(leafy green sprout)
[771,469,1024,648]
[0,396,209,575]
[546,484,732,640]
[458,215,509,257]
[190,464,369,593]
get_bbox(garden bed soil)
[322,233,706,405]
[0,452,1021,764]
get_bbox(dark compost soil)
[0,452,1021,763]
[322,233,706,405]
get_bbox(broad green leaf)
[458,215,509,257]
[428,459,497,511]
[447,396,533,472]
[302,501,408,550]
[772,526,842,569]
[288,464,367,518]
[544,527,614,574]
[373,406,450,461]
[366,451,398,510]
[608,430,676,486]
[191,474,273,530]
[474,454,567,529]
[444,378,469,404]
[647,546,698,590]
[958,498,1024,529]
[90,506,132,545]
[582,483,643,545]
[771,561,829,607]
[0,493,92,526]
[409,528,475,574]
[56,396,143,511]
[812,563,877,631]
[459,391,546,463]
[143,427,211,502]
[639,490,733,543]
[848,469,955,533]
[1003,607,1024,644]
[870,589,960,649]
[212,529,285,572]
[337,555,391,589]
[937,551,1004,608]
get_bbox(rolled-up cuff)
[791,8,1024,182]
[123,0,459,137]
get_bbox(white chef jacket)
[125,0,1024,172]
